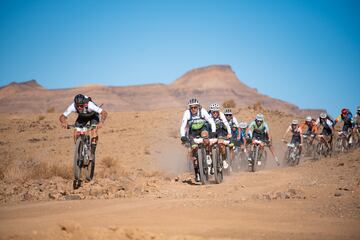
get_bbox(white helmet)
[224,108,232,115]
[209,103,220,112]
[255,113,264,121]
[320,112,327,119]
[306,116,312,122]
[188,98,200,107]
[239,122,248,129]
[291,119,299,125]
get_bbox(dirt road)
[0,111,359,239]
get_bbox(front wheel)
[212,146,223,184]
[197,147,208,185]
[73,138,83,189]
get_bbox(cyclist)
[59,94,108,159]
[334,108,355,147]
[315,112,334,152]
[180,98,216,182]
[224,108,240,145]
[299,116,318,136]
[282,119,303,156]
[248,113,280,165]
[238,121,249,151]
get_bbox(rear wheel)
[85,155,95,181]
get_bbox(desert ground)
[0,106,359,239]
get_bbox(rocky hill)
[0,65,323,115]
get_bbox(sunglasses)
[190,106,198,110]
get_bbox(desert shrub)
[38,115,46,121]
[222,99,236,109]
[3,160,72,182]
[46,107,55,113]
[101,156,117,169]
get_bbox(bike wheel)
[224,146,231,176]
[251,146,259,172]
[85,155,95,181]
[73,138,83,189]
[213,147,223,184]
[197,147,207,185]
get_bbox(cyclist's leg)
[89,114,100,156]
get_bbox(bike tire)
[73,138,83,188]
[251,146,259,172]
[85,156,95,181]
[197,147,207,185]
[224,146,231,176]
[213,146,223,184]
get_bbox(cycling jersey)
[299,121,318,135]
[63,101,103,118]
[335,112,354,131]
[248,121,269,139]
[210,112,232,137]
[180,108,216,137]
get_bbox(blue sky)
[0,0,359,116]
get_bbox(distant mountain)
[0,65,323,115]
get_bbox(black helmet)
[74,94,86,106]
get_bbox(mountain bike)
[283,140,301,166]
[68,124,96,189]
[190,133,219,185]
[249,138,268,172]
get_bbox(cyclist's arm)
[247,122,255,138]
[282,126,291,140]
[220,112,232,135]
[203,109,216,133]
[59,103,76,126]
[180,110,190,137]
[264,122,271,140]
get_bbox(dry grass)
[46,107,55,113]
[101,156,118,169]
[38,115,46,121]
[222,99,236,108]
[1,159,72,182]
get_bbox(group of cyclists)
[180,98,360,182]
[58,94,360,185]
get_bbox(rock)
[22,192,33,201]
[334,192,342,197]
[115,190,126,198]
[337,163,344,167]
[59,221,81,233]
[64,194,81,200]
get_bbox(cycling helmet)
[74,94,86,105]
[209,103,220,112]
[305,116,312,122]
[239,122,248,129]
[255,113,264,121]
[291,119,299,125]
[188,98,199,107]
[341,108,348,115]
[320,112,327,119]
[224,108,232,115]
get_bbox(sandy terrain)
[0,108,359,239]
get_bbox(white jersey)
[228,116,239,128]
[211,112,232,135]
[315,118,333,128]
[180,108,216,137]
[63,101,103,117]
